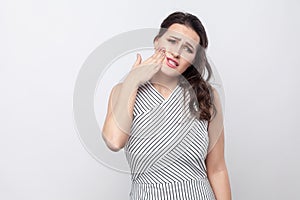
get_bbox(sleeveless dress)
[124,80,216,200]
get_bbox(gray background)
[1,0,299,199]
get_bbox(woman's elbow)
[106,141,124,152]
[207,159,228,176]
[101,130,127,152]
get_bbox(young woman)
[102,11,232,200]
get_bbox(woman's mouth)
[166,57,179,68]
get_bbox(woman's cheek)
[157,40,170,50]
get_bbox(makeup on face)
[159,33,198,63]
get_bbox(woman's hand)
[126,48,166,86]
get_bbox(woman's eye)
[167,39,194,54]
[167,39,176,44]
[183,46,193,53]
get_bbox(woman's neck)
[149,71,179,92]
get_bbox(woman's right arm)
[101,77,139,152]
[102,49,166,152]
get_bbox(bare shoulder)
[108,81,137,115]
[210,86,221,104]
[108,82,124,101]
[209,86,223,116]
[106,82,123,113]
[111,82,123,94]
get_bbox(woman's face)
[154,23,200,76]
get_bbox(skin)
[102,23,232,199]
[151,23,200,97]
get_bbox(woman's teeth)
[168,59,177,66]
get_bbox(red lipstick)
[166,57,179,68]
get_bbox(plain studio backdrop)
[1,0,299,199]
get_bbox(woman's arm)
[205,128,232,200]
[102,51,165,152]
[101,78,139,152]
[205,88,232,199]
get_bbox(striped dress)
[124,80,216,200]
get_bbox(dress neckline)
[146,80,180,102]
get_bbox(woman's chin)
[160,63,181,77]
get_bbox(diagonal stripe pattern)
[124,81,216,200]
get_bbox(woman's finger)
[132,53,142,67]
[157,51,166,63]
[151,47,164,60]
[154,49,166,63]
[138,48,165,66]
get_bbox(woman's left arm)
[205,127,232,200]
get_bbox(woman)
[102,11,232,200]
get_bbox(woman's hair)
[154,11,216,121]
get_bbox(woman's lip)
[166,60,176,68]
[166,57,179,68]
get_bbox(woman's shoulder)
[209,86,223,113]
[112,82,123,91]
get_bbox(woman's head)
[154,11,208,48]
[154,23,200,75]
[153,11,210,78]
[154,11,216,121]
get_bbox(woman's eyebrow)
[169,35,195,50]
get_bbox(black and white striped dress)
[124,80,216,200]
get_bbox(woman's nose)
[170,45,182,58]
[170,50,180,58]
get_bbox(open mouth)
[166,57,179,68]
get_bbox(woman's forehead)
[165,23,200,45]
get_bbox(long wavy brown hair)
[154,11,217,121]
